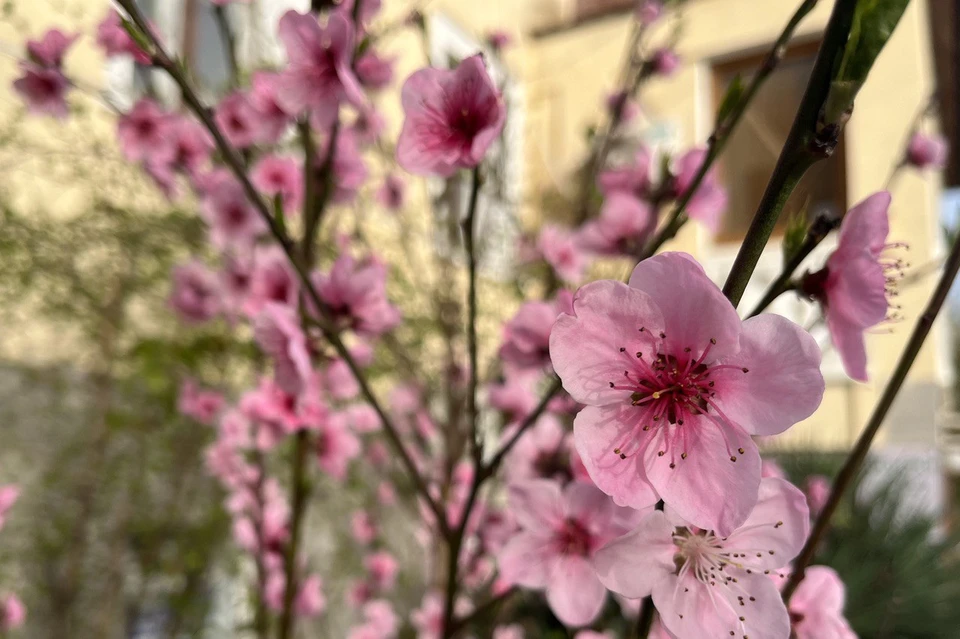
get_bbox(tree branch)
[463,167,483,461]
[781,218,960,601]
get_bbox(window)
[712,42,847,244]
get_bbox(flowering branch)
[463,167,483,460]
[722,0,858,307]
[482,376,564,478]
[640,0,821,259]
[112,0,448,535]
[781,219,960,601]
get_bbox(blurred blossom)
[504,415,569,483]
[252,154,304,214]
[169,260,221,324]
[906,131,948,169]
[199,174,267,248]
[351,510,377,545]
[13,63,72,118]
[351,107,387,146]
[96,10,151,63]
[397,55,506,176]
[312,252,401,337]
[365,551,399,591]
[295,574,327,618]
[249,72,295,144]
[578,192,655,257]
[355,51,395,90]
[1,594,26,631]
[804,474,831,516]
[538,224,587,283]
[672,147,728,234]
[0,486,20,531]
[254,303,313,395]
[605,90,641,124]
[487,30,513,52]
[499,293,573,371]
[216,92,259,149]
[598,147,651,196]
[650,48,681,77]
[246,245,300,316]
[178,379,225,425]
[636,0,663,25]
[784,566,856,639]
[315,413,360,480]
[411,592,472,639]
[117,99,170,162]
[761,458,787,480]
[493,624,524,639]
[376,174,406,212]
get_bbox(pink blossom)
[169,260,221,323]
[498,479,642,627]
[321,130,369,203]
[672,148,728,234]
[26,29,77,67]
[487,30,513,51]
[605,91,641,124]
[13,63,71,118]
[786,566,856,639]
[598,148,651,196]
[377,481,396,506]
[397,55,506,176]
[252,155,303,215]
[538,225,587,283]
[550,252,824,534]
[594,478,809,639]
[337,0,382,25]
[0,485,20,531]
[178,379,225,425]
[487,373,538,421]
[322,358,359,400]
[761,458,787,480]
[350,107,387,146]
[153,115,213,178]
[355,51,395,90]
[344,403,381,433]
[315,413,361,480]
[313,253,401,337]
[651,48,681,77]
[362,599,399,636]
[411,592,472,639]
[579,193,654,257]
[575,632,614,639]
[500,294,574,371]
[365,551,399,591]
[906,131,948,169]
[96,10,151,63]
[376,174,406,212]
[802,192,899,382]
[276,11,363,125]
[637,0,663,25]
[254,303,313,395]
[505,415,569,482]
[245,246,299,316]
[493,625,524,639]
[804,475,831,516]
[1,594,25,631]
[199,175,267,248]
[241,379,303,448]
[351,510,377,545]
[295,574,327,618]
[249,72,294,144]
[215,92,259,149]
[118,99,169,162]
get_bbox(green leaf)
[715,73,745,129]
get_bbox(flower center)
[673,528,727,581]
[554,518,593,557]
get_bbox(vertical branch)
[463,167,483,459]
[722,0,859,308]
[782,226,960,601]
[212,4,240,87]
[633,596,656,639]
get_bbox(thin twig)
[641,0,822,260]
[113,0,447,533]
[781,220,960,601]
[483,376,564,478]
[463,167,483,461]
[212,4,239,87]
[722,0,859,308]
[633,596,656,639]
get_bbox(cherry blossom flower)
[117,99,170,162]
[249,72,294,144]
[318,129,369,204]
[411,592,472,639]
[312,253,401,337]
[906,131,948,169]
[487,373,538,421]
[344,403,380,433]
[595,478,809,639]
[493,624,524,639]
[761,458,787,480]
[550,252,824,534]
[605,90,641,124]
[199,175,267,248]
[152,115,213,179]
[215,92,259,149]
[365,551,399,591]
[0,485,20,531]
[178,379,225,425]
[801,192,901,382]
[499,293,573,371]
[26,29,77,67]
[504,415,570,483]
[637,0,664,25]
[1,594,25,631]
[350,107,387,146]
[13,63,71,118]
[376,174,406,212]
[487,30,513,52]
[252,155,303,215]
[315,413,360,480]
[351,510,377,545]
[782,566,856,639]
[598,147,651,196]
[651,48,681,77]
[349,599,399,639]
[355,51,395,90]
[169,260,221,323]
[672,148,728,234]
[276,11,363,126]
[295,574,326,618]
[397,54,506,176]
[254,303,313,395]
[96,10,151,63]
[579,193,655,257]
[539,225,588,283]
[498,479,644,627]
[804,475,831,516]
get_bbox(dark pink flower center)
[554,518,593,557]
[608,332,748,465]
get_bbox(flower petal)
[711,314,824,436]
[643,416,760,536]
[507,479,564,530]
[497,532,556,589]
[628,252,741,358]
[593,510,677,599]
[550,280,663,406]
[573,404,660,510]
[725,477,809,571]
[546,555,607,627]
[827,310,870,382]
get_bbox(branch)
[633,596,656,639]
[463,167,483,461]
[781,218,960,601]
[482,376,564,478]
[640,0,822,260]
[449,587,518,636]
[722,0,859,307]
[114,0,448,533]
[212,4,239,87]
[277,430,311,639]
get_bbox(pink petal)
[497,532,556,589]
[725,478,809,570]
[562,481,614,530]
[507,479,565,530]
[549,280,663,406]
[593,510,676,599]
[827,311,869,382]
[546,555,607,627]
[710,314,824,436]
[838,191,891,257]
[643,415,760,536]
[573,404,660,510]
[627,252,741,359]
